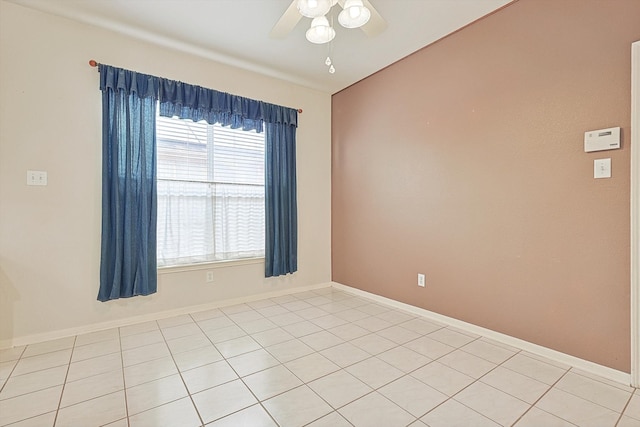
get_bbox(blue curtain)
[98,65,160,301]
[265,121,298,277]
[158,78,299,277]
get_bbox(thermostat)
[584,126,620,152]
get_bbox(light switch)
[27,170,47,186]
[594,158,611,179]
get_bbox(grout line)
[51,335,76,427]
[117,324,131,427]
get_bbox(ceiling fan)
[270,0,387,41]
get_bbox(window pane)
[156,115,265,267]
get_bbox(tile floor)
[0,287,638,427]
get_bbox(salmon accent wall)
[332,0,640,372]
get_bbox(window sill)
[158,257,264,275]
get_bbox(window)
[156,114,265,267]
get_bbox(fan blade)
[336,0,387,37]
[361,0,387,37]
[270,0,302,39]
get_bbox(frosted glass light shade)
[338,0,371,28]
[305,16,335,44]
[297,0,332,18]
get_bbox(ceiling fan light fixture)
[338,0,370,28]
[297,0,332,18]
[305,15,335,44]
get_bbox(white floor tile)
[120,329,164,351]
[404,336,455,360]
[215,336,260,358]
[0,385,62,426]
[618,415,640,427]
[501,353,568,385]
[300,330,344,351]
[379,375,448,417]
[5,411,56,427]
[65,352,122,382]
[55,390,126,427]
[157,314,194,328]
[399,318,445,335]
[181,360,238,394]
[376,325,422,345]
[193,379,258,424]
[227,349,280,377]
[338,391,415,427]
[129,396,201,427]
[353,316,393,332]
[327,323,370,341]
[60,369,124,408]
[460,339,516,364]
[126,374,188,415]
[421,399,500,427]
[243,365,303,401]
[281,320,323,338]
[554,371,632,413]
[237,318,278,334]
[70,338,120,362]
[346,357,404,389]
[284,352,340,383]
[124,355,177,388]
[0,347,25,363]
[205,404,277,427]
[455,381,530,426]
[190,307,225,322]
[263,385,333,427]
[306,410,352,427]
[22,337,75,358]
[513,407,576,427]
[265,338,315,363]
[251,328,295,348]
[480,366,551,404]
[351,333,397,355]
[320,342,370,368]
[625,392,640,420]
[377,346,432,373]
[204,325,246,344]
[411,361,475,397]
[119,320,158,337]
[166,332,211,355]
[12,349,71,376]
[197,315,235,332]
[309,369,372,409]
[427,328,476,348]
[536,388,620,427]
[0,365,67,400]
[160,322,202,340]
[438,349,497,379]
[121,342,170,367]
[173,345,223,372]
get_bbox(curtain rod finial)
[89,59,98,67]
[298,109,303,114]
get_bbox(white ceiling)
[10,0,513,94]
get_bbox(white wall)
[0,2,332,346]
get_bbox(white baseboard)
[331,281,633,387]
[0,282,332,350]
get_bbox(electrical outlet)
[206,271,214,283]
[418,273,425,287]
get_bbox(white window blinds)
[156,115,265,267]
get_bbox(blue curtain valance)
[98,64,160,99]
[158,78,298,132]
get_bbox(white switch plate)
[417,273,425,287]
[594,158,611,179]
[27,170,47,186]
